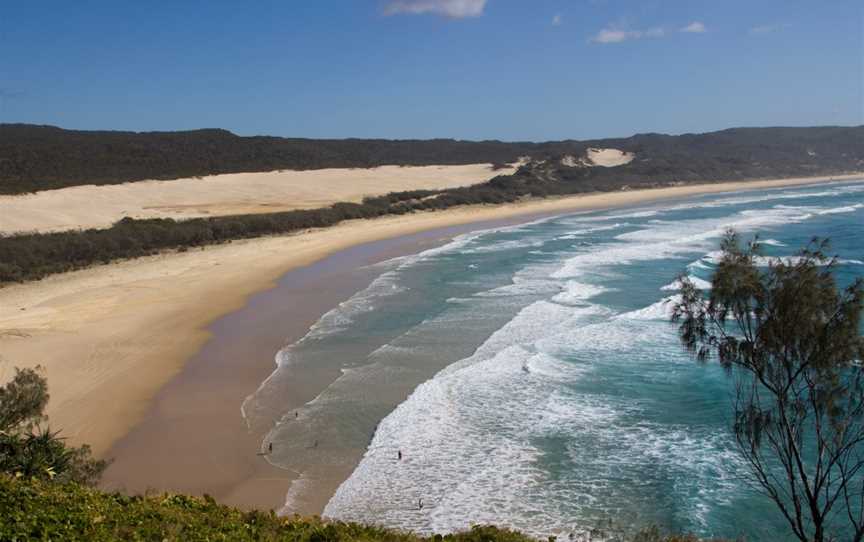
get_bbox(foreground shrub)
[0,476,729,542]
[0,367,107,485]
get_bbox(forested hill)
[1,124,862,194]
[0,124,542,194]
[497,126,864,196]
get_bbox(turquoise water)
[250,181,864,540]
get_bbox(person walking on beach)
[268,442,273,454]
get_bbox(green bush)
[0,367,107,486]
[0,476,727,542]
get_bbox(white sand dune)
[587,147,635,167]
[559,148,634,168]
[0,163,514,234]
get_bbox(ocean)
[243,180,864,541]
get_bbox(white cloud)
[591,26,665,44]
[680,21,706,33]
[383,0,486,18]
[552,14,562,26]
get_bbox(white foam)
[472,263,567,299]
[554,222,628,240]
[700,250,863,269]
[816,203,863,215]
[553,206,815,280]
[475,280,561,298]
[467,301,590,362]
[615,295,682,321]
[661,276,712,291]
[552,281,610,305]
[760,238,786,247]
[459,238,546,254]
[665,186,863,212]
[566,209,659,222]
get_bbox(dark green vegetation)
[0,476,526,542]
[0,124,535,194]
[0,367,107,486]
[1,125,862,285]
[0,476,728,542]
[672,233,864,542]
[2,124,861,194]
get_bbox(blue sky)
[1,0,861,140]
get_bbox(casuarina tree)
[672,231,864,541]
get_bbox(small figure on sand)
[268,442,273,454]
[313,439,319,448]
[295,411,298,419]
[398,450,402,461]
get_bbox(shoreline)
[100,220,529,513]
[0,173,861,512]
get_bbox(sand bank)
[0,173,861,508]
[0,163,515,234]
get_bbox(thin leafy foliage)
[672,230,864,541]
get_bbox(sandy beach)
[99,223,503,513]
[0,173,861,514]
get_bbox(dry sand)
[0,173,860,484]
[0,163,515,234]
[559,148,634,168]
[586,147,635,167]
